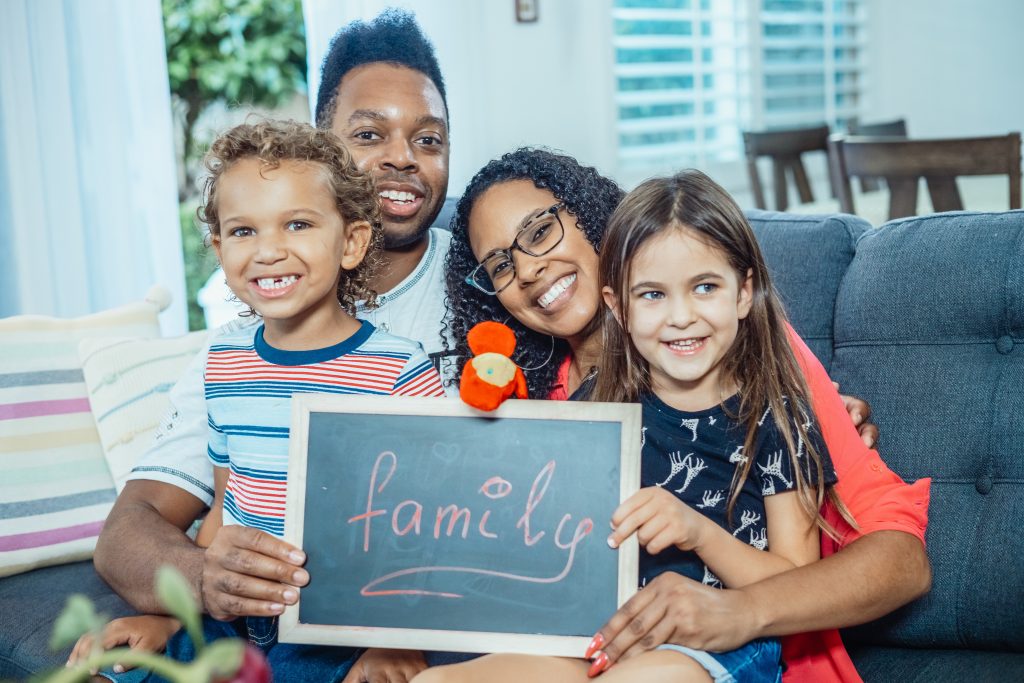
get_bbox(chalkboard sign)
[279,394,641,657]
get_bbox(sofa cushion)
[79,332,207,491]
[0,560,134,678]
[0,289,167,577]
[847,644,1024,682]
[830,210,1024,651]
[747,210,871,370]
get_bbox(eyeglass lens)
[476,206,564,293]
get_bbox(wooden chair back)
[847,119,909,191]
[743,124,832,211]
[828,133,1022,220]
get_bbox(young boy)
[70,120,445,681]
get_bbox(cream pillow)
[0,287,167,577]
[79,331,207,491]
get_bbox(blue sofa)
[2,209,1022,681]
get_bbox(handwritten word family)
[347,451,596,598]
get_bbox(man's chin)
[381,218,432,250]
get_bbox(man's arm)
[94,480,207,614]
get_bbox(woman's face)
[467,180,601,343]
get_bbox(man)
[96,9,926,683]
[95,10,453,681]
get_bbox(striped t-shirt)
[205,320,445,537]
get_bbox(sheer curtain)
[0,0,186,334]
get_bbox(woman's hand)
[607,486,711,555]
[67,615,181,672]
[584,573,761,675]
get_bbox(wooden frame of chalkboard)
[279,394,641,657]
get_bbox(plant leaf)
[154,565,204,653]
[49,595,103,650]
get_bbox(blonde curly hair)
[198,118,382,314]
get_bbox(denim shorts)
[657,637,782,683]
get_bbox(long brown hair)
[593,169,847,536]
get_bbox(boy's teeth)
[538,274,576,308]
[256,276,298,290]
[379,190,416,203]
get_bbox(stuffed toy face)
[460,321,529,411]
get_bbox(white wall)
[305,0,617,198]
[865,0,1024,138]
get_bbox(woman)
[431,149,930,682]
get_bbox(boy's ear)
[602,286,624,327]
[737,268,754,319]
[211,233,222,261]
[341,220,373,270]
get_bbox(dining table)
[787,175,1023,226]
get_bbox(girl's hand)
[607,486,710,554]
[67,615,181,672]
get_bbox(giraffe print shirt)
[637,391,837,589]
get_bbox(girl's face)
[467,180,601,344]
[604,228,753,412]
[213,158,371,338]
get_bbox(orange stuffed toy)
[459,321,528,411]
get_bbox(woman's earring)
[517,333,556,372]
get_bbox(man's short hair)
[315,9,447,129]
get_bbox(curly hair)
[445,148,625,397]
[198,119,383,315]
[314,8,447,129]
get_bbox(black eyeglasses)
[465,203,566,295]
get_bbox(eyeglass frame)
[464,202,567,295]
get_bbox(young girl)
[415,170,848,683]
[69,119,445,680]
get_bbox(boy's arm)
[195,467,228,549]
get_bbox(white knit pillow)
[78,331,207,491]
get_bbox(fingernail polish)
[587,651,608,678]
[584,633,605,659]
[607,536,617,549]
[113,664,124,674]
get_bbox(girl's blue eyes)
[638,283,717,299]
[286,221,311,231]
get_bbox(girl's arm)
[194,466,228,548]
[608,486,818,589]
[690,489,818,588]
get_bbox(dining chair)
[828,132,1022,220]
[847,119,909,192]
[743,124,833,211]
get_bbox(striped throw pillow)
[0,290,167,577]
[79,332,207,491]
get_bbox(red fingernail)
[584,633,605,659]
[587,651,608,678]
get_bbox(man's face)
[330,63,450,249]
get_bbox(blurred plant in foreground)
[41,566,270,683]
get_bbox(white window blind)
[612,0,866,176]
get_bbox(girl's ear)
[341,220,373,270]
[602,286,624,327]
[737,268,754,319]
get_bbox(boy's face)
[330,63,449,249]
[212,158,371,328]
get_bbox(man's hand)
[833,381,880,448]
[586,573,761,672]
[341,648,427,683]
[202,525,308,621]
